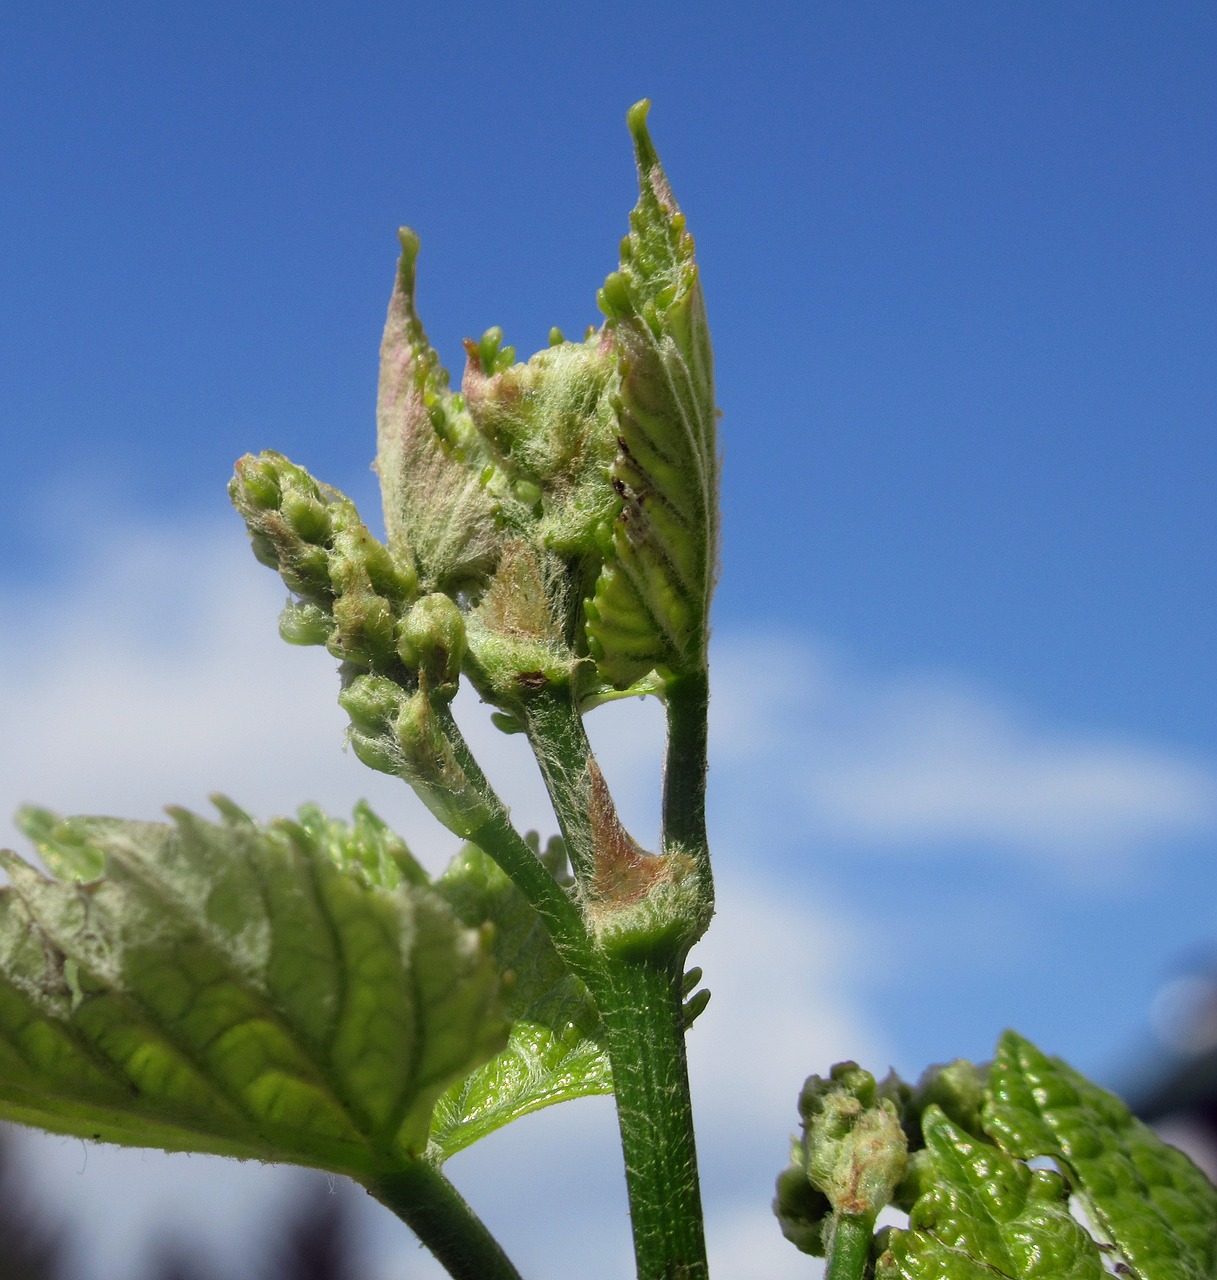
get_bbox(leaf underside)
[0,802,507,1179]
[427,844,611,1161]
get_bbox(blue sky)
[2,4,1216,1277]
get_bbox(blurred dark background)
[0,1126,370,1280]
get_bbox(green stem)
[825,1213,875,1280]
[518,685,602,886]
[599,953,709,1280]
[367,1161,524,1280]
[520,685,710,1280]
[432,700,597,986]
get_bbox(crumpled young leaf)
[0,801,508,1177]
[376,228,504,598]
[589,100,719,688]
[426,841,611,1160]
[984,1031,1217,1280]
[877,1106,1104,1279]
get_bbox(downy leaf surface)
[589,100,719,688]
[0,801,508,1177]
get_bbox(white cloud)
[711,635,1217,873]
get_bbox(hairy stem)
[600,953,709,1280]
[431,700,597,986]
[367,1161,524,1280]
[520,683,710,1280]
[825,1214,874,1280]
[518,685,602,887]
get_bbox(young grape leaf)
[426,842,611,1160]
[588,100,719,688]
[0,801,508,1178]
[377,228,503,597]
[984,1030,1217,1280]
[877,1106,1105,1279]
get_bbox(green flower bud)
[230,452,339,606]
[799,1062,909,1220]
[597,270,632,321]
[682,986,710,1028]
[278,543,333,605]
[347,730,400,775]
[475,326,515,376]
[281,489,333,545]
[338,673,404,737]
[773,1140,831,1257]
[461,334,618,557]
[393,690,491,838]
[332,589,398,670]
[278,600,333,647]
[910,1058,988,1145]
[234,447,422,677]
[234,455,282,510]
[338,674,407,776]
[396,593,466,695]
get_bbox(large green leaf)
[984,1031,1217,1280]
[0,801,508,1177]
[877,1106,1104,1279]
[588,100,719,688]
[427,842,611,1160]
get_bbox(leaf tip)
[397,226,421,271]
[627,99,654,159]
